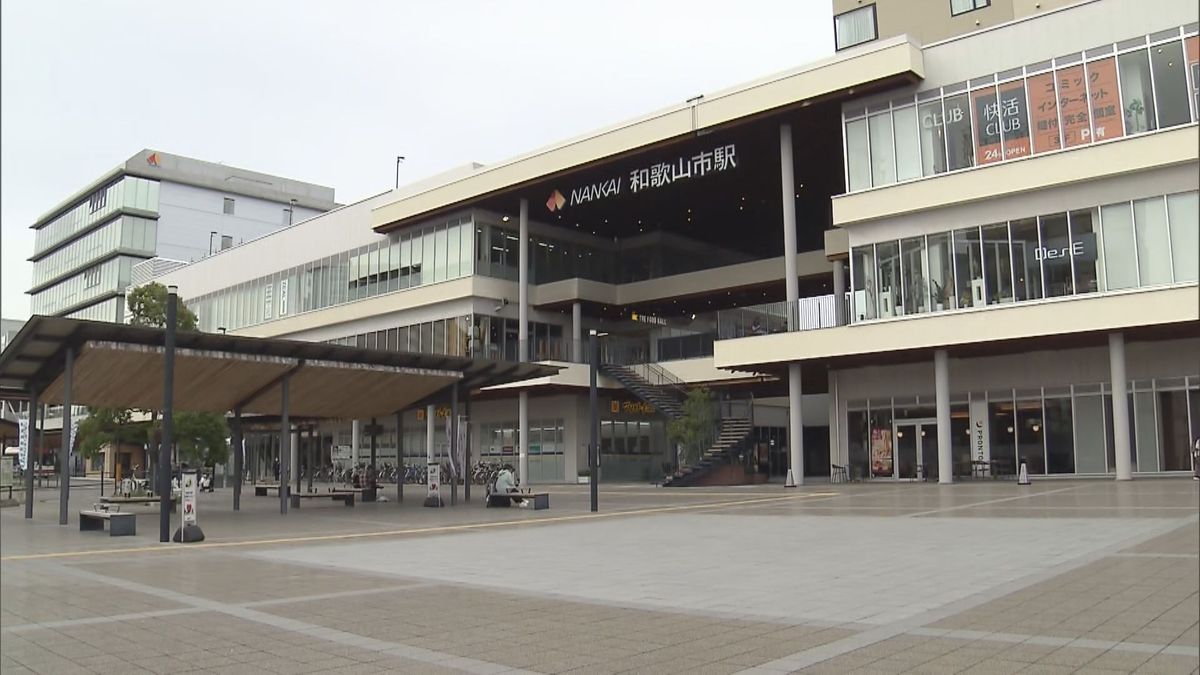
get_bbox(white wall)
[156,182,324,263]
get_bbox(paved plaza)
[1,479,1197,674]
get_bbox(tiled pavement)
[1,480,1197,673]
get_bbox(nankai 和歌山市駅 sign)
[546,143,739,213]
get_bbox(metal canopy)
[0,316,560,418]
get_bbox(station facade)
[155,0,1199,484]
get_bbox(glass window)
[980,223,1013,304]
[1074,394,1107,474]
[1009,217,1043,301]
[420,322,433,354]
[1087,57,1125,142]
[868,112,896,186]
[918,100,948,176]
[892,105,921,181]
[900,236,928,314]
[1069,209,1101,294]
[1015,398,1045,475]
[971,84,1003,165]
[951,0,989,15]
[1167,191,1199,281]
[432,319,446,355]
[835,5,876,50]
[869,404,894,479]
[989,396,1016,474]
[446,223,461,278]
[1158,389,1191,471]
[1150,40,1192,128]
[953,227,984,309]
[434,225,448,282]
[927,232,954,312]
[1101,202,1138,289]
[852,245,878,320]
[845,118,871,191]
[875,241,901,318]
[997,79,1031,160]
[1132,196,1172,286]
[1044,396,1075,474]
[1119,49,1157,133]
[1134,391,1159,472]
[943,93,974,170]
[1027,71,1062,153]
[1057,64,1092,147]
[223,197,235,215]
[1039,213,1073,297]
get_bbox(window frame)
[834,3,878,52]
[950,0,989,18]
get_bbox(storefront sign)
[1027,72,1061,153]
[1032,232,1097,263]
[415,406,451,420]
[180,470,198,527]
[547,143,737,212]
[609,400,655,415]
[1087,58,1124,141]
[997,80,1031,159]
[263,284,273,319]
[426,462,441,501]
[1057,65,1091,147]
[17,416,29,471]
[278,279,289,316]
[969,400,990,464]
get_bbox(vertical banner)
[971,85,1004,165]
[181,470,198,526]
[998,80,1031,159]
[278,279,289,316]
[969,399,990,464]
[18,416,29,471]
[870,428,893,478]
[1057,65,1091,147]
[426,463,441,501]
[1027,71,1061,153]
[1086,58,1124,142]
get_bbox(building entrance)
[892,419,938,481]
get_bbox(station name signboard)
[547,143,738,212]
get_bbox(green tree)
[76,407,149,460]
[667,387,715,468]
[126,282,198,330]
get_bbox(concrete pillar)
[832,258,846,326]
[780,124,799,329]
[351,419,360,468]
[519,391,529,485]
[572,301,583,362]
[59,346,73,525]
[291,429,300,496]
[1110,332,1132,480]
[788,363,804,485]
[935,349,953,484]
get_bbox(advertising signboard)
[18,416,28,471]
[181,471,198,527]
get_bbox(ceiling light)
[501,215,510,222]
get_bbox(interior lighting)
[502,215,510,222]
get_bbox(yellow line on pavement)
[1,491,838,562]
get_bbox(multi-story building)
[28,149,335,323]
[0,319,24,353]
[155,0,1199,485]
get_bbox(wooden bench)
[79,507,136,536]
[100,495,177,512]
[289,490,355,508]
[486,490,549,510]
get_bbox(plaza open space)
[2,479,1197,674]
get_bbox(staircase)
[598,363,686,419]
[663,417,753,487]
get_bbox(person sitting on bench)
[489,465,526,508]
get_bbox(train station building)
[146,0,1199,485]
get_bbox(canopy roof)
[0,316,559,418]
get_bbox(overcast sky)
[0,0,831,321]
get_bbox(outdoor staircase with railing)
[662,416,753,487]
[598,363,686,419]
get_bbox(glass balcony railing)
[716,294,845,340]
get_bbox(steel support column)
[232,407,243,510]
[58,346,73,525]
[159,288,178,541]
[280,376,290,514]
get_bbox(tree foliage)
[76,407,148,459]
[666,387,715,467]
[126,282,198,330]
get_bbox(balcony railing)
[716,294,845,340]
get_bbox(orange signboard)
[1027,72,1060,154]
[1057,65,1091,147]
[998,80,1031,160]
[1086,57,1124,142]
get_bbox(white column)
[518,198,530,485]
[780,124,799,324]
[788,363,804,485]
[1109,332,1132,480]
[572,301,583,362]
[832,258,846,326]
[351,419,360,467]
[426,404,435,464]
[935,349,953,484]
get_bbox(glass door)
[895,422,919,479]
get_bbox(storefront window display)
[843,25,1198,192]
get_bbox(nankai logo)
[146,153,161,167]
[545,190,566,213]
[547,178,621,212]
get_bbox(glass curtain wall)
[842,26,1199,191]
[849,190,1198,324]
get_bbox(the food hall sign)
[546,144,738,212]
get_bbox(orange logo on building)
[546,190,566,212]
[146,153,160,167]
